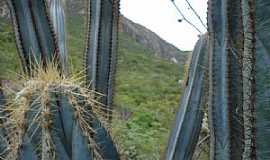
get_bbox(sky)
[121,0,208,51]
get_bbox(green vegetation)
[0,18,20,80]
[112,32,183,159]
[0,17,184,159]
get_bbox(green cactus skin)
[208,0,244,159]
[18,136,38,160]
[85,0,120,119]
[1,88,119,159]
[7,0,60,73]
[165,34,208,160]
[49,0,68,74]
[254,0,270,159]
[208,0,231,159]
[2,0,119,159]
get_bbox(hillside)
[112,32,183,159]
[120,16,189,65]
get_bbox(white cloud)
[121,0,207,51]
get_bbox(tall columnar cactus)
[165,34,209,160]
[1,76,119,159]
[1,0,119,159]
[208,0,232,159]
[1,0,270,159]
[85,0,120,119]
[7,0,60,73]
[207,0,245,159]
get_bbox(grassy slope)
[0,17,184,159]
[112,32,183,159]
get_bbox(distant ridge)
[119,15,189,64]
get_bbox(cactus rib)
[85,0,120,119]
[165,34,208,160]
[7,0,61,73]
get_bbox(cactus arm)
[95,0,114,110]
[208,0,245,159]
[28,0,58,62]
[85,0,101,89]
[164,34,208,160]
[7,0,42,72]
[254,0,270,159]
[49,0,68,74]
[85,0,120,118]
[7,0,60,73]
[107,0,120,118]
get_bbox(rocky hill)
[119,15,188,64]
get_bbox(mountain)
[119,16,189,64]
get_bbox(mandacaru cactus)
[207,0,245,159]
[0,0,119,159]
[165,34,209,160]
[6,0,61,73]
[1,0,270,159]
[166,0,270,160]
[85,0,120,120]
[0,65,119,159]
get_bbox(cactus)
[0,67,104,159]
[49,0,68,74]
[7,0,60,73]
[208,0,232,159]
[85,0,120,119]
[1,0,270,159]
[1,0,119,159]
[0,66,119,159]
[165,34,209,160]
[254,0,270,159]
[207,0,245,159]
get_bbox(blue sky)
[121,0,207,51]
